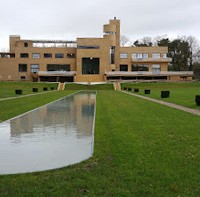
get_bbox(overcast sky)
[0,0,200,50]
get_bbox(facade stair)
[58,82,65,91]
[114,82,121,91]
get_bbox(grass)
[121,82,200,109]
[0,90,200,196]
[64,83,114,90]
[0,82,58,99]
[0,90,76,122]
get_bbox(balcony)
[105,71,193,77]
[132,57,172,63]
[38,71,76,76]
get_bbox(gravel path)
[122,91,200,116]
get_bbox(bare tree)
[120,35,130,46]
[141,37,153,46]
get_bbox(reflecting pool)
[0,91,96,175]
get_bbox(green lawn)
[121,82,200,109]
[0,90,199,196]
[0,82,58,99]
[0,90,76,122]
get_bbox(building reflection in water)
[0,91,96,175]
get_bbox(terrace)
[38,71,76,76]
[105,71,193,81]
[105,71,193,77]
[27,39,77,48]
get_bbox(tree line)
[120,35,200,80]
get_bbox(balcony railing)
[105,71,193,76]
[132,57,172,63]
[38,71,76,76]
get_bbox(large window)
[20,53,29,58]
[152,64,161,73]
[32,53,40,58]
[120,53,128,59]
[82,58,99,74]
[44,53,52,58]
[55,53,64,58]
[18,64,27,72]
[120,64,128,71]
[31,64,39,73]
[47,64,70,71]
[132,64,149,71]
[152,53,161,58]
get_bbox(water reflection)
[0,91,96,174]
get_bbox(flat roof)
[24,39,76,44]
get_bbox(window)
[32,53,40,58]
[20,76,26,80]
[152,64,160,73]
[55,53,64,58]
[47,64,70,71]
[19,64,27,72]
[132,53,137,59]
[67,53,76,58]
[143,53,149,59]
[120,53,128,59]
[132,64,149,71]
[152,53,161,58]
[20,53,29,58]
[24,43,28,47]
[31,64,39,73]
[44,53,52,58]
[104,31,116,35]
[132,53,147,59]
[120,64,128,71]
[137,53,143,59]
[82,58,99,74]
[78,46,100,49]
[110,46,115,64]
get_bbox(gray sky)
[1,0,200,50]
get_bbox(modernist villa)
[0,17,193,83]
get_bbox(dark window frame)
[20,53,29,58]
[19,64,27,72]
[120,64,128,71]
[47,64,70,71]
[132,64,149,71]
[44,53,52,58]
[55,53,64,58]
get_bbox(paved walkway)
[122,91,200,116]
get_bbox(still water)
[0,91,96,175]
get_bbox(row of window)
[119,64,161,72]
[19,58,100,75]
[19,63,160,73]
[120,53,167,59]
[19,64,71,73]
[20,53,76,58]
